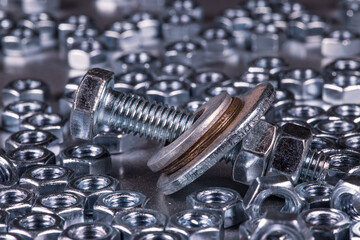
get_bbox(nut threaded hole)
[302,184,332,197]
[70,145,103,158]
[75,177,111,190]
[12,79,41,90]
[287,105,321,118]
[41,194,78,208]
[333,59,360,71]
[67,224,112,239]
[28,113,62,127]
[123,212,157,227]
[344,136,360,149]
[334,75,360,87]
[196,72,226,84]
[177,212,214,228]
[290,68,316,80]
[196,189,234,204]
[318,120,356,133]
[15,131,48,144]
[103,192,141,208]
[30,166,66,180]
[0,189,27,204]
[305,210,345,226]
[334,104,360,117]
[328,154,359,168]
[19,214,56,230]
[311,137,333,151]
[10,148,45,161]
[9,101,42,113]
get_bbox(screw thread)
[221,142,242,164]
[299,150,329,182]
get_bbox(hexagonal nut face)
[323,73,360,105]
[9,212,63,240]
[0,153,19,189]
[164,40,205,67]
[310,135,335,153]
[0,187,34,221]
[146,80,190,106]
[269,123,313,183]
[166,209,223,240]
[331,174,360,213]
[280,68,324,100]
[59,144,112,176]
[232,120,279,185]
[19,165,74,196]
[186,187,246,228]
[165,0,204,20]
[279,105,327,126]
[314,119,358,139]
[2,79,49,106]
[295,182,334,208]
[301,208,350,240]
[127,12,160,41]
[2,100,51,133]
[6,146,55,177]
[243,175,306,219]
[58,15,95,43]
[32,192,85,228]
[66,174,119,214]
[102,21,139,51]
[288,14,328,43]
[162,12,200,43]
[112,51,161,75]
[70,68,114,140]
[200,27,234,61]
[113,208,166,239]
[114,68,153,94]
[321,30,360,57]
[59,222,120,240]
[93,190,149,223]
[67,38,107,70]
[250,23,284,52]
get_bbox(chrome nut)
[258,12,288,32]
[113,208,166,240]
[64,76,82,94]
[156,62,194,81]
[232,120,279,185]
[161,12,200,43]
[166,209,223,240]
[181,99,205,112]
[21,0,59,14]
[310,135,335,153]
[5,130,60,155]
[21,113,67,143]
[65,26,99,52]
[0,187,34,221]
[268,89,294,122]
[301,208,350,240]
[114,68,153,94]
[112,51,161,75]
[59,90,76,120]
[214,7,249,31]
[138,0,165,12]
[0,153,18,189]
[165,0,204,20]
[327,104,360,123]
[250,23,285,52]
[280,2,306,19]
[66,174,119,215]
[186,187,246,228]
[58,15,95,46]
[0,17,14,38]
[59,144,112,176]
[67,38,107,70]
[201,82,251,101]
[93,190,149,223]
[339,0,360,32]
[321,30,360,57]
[132,231,186,240]
[32,192,85,228]
[59,222,119,240]
[19,165,74,196]
[279,105,327,126]
[268,123,313,183]
[2,79,49,106]
[146,80,190,106]
[126,12,160,45]
[280,68,324,100]
[339,134,360,152]
[322,58,360,80]
[2,100,51,133]
[247,56,289,81]
[0,210,8,232]
[9,212,63,240]
[323,73,360,105]
[314,119,358,139]
[102,21,139,51]
[6,146,55,176]
[2,26,41,57]
[243,175,306,219]
[164,40,205,67]
[295,182,334,208]
[237,71,276,88]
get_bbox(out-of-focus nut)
[251,22,285,52]
[21,113,67,143]
[247,56,289,81]
[0,187,34,221]
[113,208,166,240]
[237,71,276,88]
[339,0,360,32]
[2,100,51,133]
[162,12,200,43]
[258,12,288,32]
[114,68,153,94]
[112,51,161,75]
[156,62,194,81]
[301,208,350,240]
[19,165,74,196]
[6,146,55,176]
[280,68,324,100]
[295,182,334,208]
[232,120,279,185]
[32,192,85,228]
[339,134,360,152]
[9,212,63,240]
[0,233,24,240]
[321,30,360,57]
[327,104,360,123]
[266,89,294,122]
[165,0,203,20]
[57,15,95,46]
[314,119,358,139]
[64,76,82,94]
[201,82,251,101]
[323,73,360,105]
[0,152,18,189]
[186,187,247,228]
[93,190,149,223]
[2,79,49,106]
[323,58,360,80]
[59,144,112,176]
[126,12,160,46]
[65,26,99,53]
[279,105,327,126]
[164,40,205,67]
[21,0,59,14]
[59,222,120,240]
[310,135,335,153]
[146,80,190,106]
[280,2,305,19]
[166,209,223,240]
[102,21,139,51]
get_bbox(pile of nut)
[1,0,360,239]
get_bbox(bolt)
[71,68,275,194]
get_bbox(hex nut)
[0,152,19,189]
[323,73,360,105]
[113,208,166,240]
[65,26,99,52]
[200,27,234,62]
[164,39,205,67]
[280,68,324,100]
[21,0,59,14]
[162,12,200,43]
[186,187,247,228]
[9,212,63,240]
[6,146,55,176]
[339,134,360,152]
[0,187,34,221]
[19,165,74,196]
[21,113,67,143]
[327,104,360,123]
[126,12,160,46]
[0,210,8,232]
[232,120,279,185]
[132,231,186,240]
[181,99,205,112]
[247,56,289,81]
[267,89,294,122]
[295,182,334,208]
[67,38,107,70]
[288,14,328,43]
[339,0,360,32]
[314,119,358,139]
[57,15,95,45]
[114,68,153,94]
[243,175,306,219]
[321,30,360,57]
[301,208,350,240]
[93,190,149,223]
[165,0,203,20]
[112,51,161,75]
[0,233,24,240]
[251,22,284,52]
[59,90,77,120]
[102,21,139,51]
[268,123,313,183]
[323,58,360,81]
[310,135,335,153]
[66,174,119,215]
[59,222,120,240]
[279,105,327,126]
[156,62,194,81]
[32,192,85,228]
[166,209,223,240]
[237,71,276,88]
[201,82,251,101]
[1,100,51,133]
[5,130,59,155]
[59,144,112,176]
[146,80,190,106]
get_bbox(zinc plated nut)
[93,190,149,223]
[247,56,289,81]
[268,89,294,122]
[57,15,95,45]
[339,0,360,32]
[59,90,77,120]
[327,104,360,122]
[102,21,139,51]
[352,222,360,239]
[321,30,360,57]
[322,58,360,80]
[339,134,360,152]
[237,71,276,88]
[21,0,60,14]
[0,187,34,221]
[250,22,285,52]
[64,76,82,94]
[19,165,74,196]
[314,119,358,139]
[164,40,205,67]
[155,62,194,82]
[131,231,186,240]
[201,82,252,102]
[279,105,327,126]
[59,222,120,240]
[295,182,334,208]
[0,152,18,189]
[114,68,153,94]
[126,12,160,45]
[165,0,203,20]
